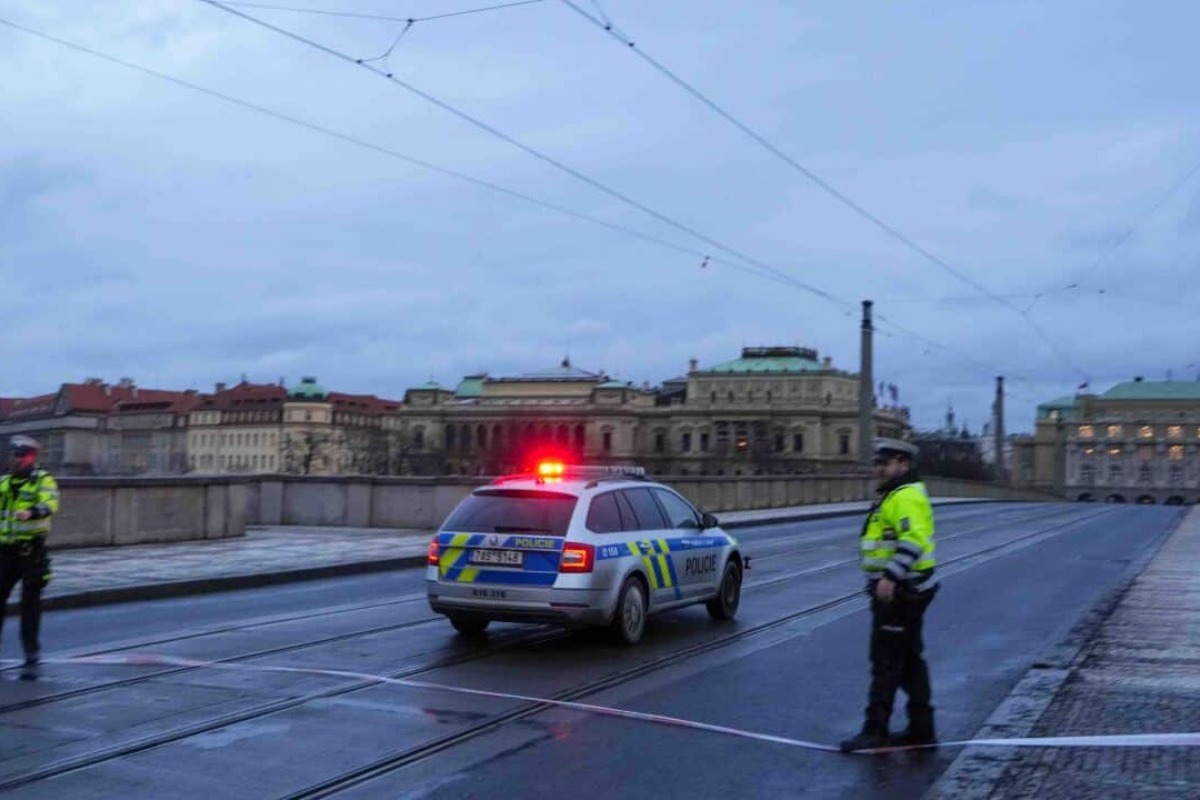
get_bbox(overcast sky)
[2,1,1199,432]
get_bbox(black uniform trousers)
[0,538,48,658]
[866,583,938,728]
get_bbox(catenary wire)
[556,0,1092,383]
[223,0,545,25]
[3,12,1036,398]
[194,0,861,309]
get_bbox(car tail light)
[427,539,440,566]
[559,542,594,573]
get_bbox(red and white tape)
[40,654,1200,755]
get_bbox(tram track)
[0,505,1121,794]
[0,505,1061,714]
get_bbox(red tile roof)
[5,393,59,420]
[329,391,402,417]
[198,382,287,411]
[114,390,202,415]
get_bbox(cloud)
[3,0,1200,435]
[964,186,1027,213]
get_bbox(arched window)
[460,424,471,452]
[477,424,488,451]
[574,425,585,451]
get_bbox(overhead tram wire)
[195,0,853,310]
[1,13,1034,392]
[556,0,1093,384]
[221,0,546,25]
[1025,152,1200,311]
[0,16,820,302]
[194,0,1049,386]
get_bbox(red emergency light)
[536,460,566,479]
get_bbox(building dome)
[288,376,328,400]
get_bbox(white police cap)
[11,435,41,451]
[873,437,918,459]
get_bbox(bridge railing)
[45,473,1058,549]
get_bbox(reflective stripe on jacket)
[0,469,60,544]
[860,480,936,583]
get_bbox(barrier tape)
[33,654,1200,755]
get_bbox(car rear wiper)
[493,526,553,533]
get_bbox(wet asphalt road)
[0,503,1180,799]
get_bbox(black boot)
[19,652,39,681]
[840,711,890,753]
[892,705,936,747]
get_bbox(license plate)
[469,549,523,567]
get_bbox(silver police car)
[425,463,743,645]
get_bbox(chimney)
[117,377,135,389]
[216,382,227,392]
[823,355,833,369]
[688,358,698,373]
[993,376,1007,485]
[1134,376,1144,383]
[859,300,875,467]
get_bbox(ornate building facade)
[1,346,912,477]
[1012,379,1200,504]
[393,347,911,477]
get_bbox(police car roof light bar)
[488,463,648,486]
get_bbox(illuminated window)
[1078,425,1095,439]
[1169,445,1184,461]
[1139,425,1154,439]
[1108,446,1122,457]
[1107,425,1122,439]
[1083,447,1096,457]
[1168,426,1183,439]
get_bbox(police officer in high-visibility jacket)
[0,436,60,680]
[840,438,939,752]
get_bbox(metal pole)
[859,300,875,466]
[994,376,1007,484]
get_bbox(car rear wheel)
[449,614,490,636]
[706,559,742,620]
[612,576,647,645]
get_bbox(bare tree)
[340,426,389,475]
[283,429,331,475]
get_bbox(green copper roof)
[1103,381,1200,400]
[288,376,327,400]
[697,347,825,374]
[455,377,484,398]
[700,357,823,374]
[596,380,629,389]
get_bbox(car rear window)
[441,489,578,536]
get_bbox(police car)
[426,462,743,645]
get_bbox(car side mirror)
[701,512,719,529]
